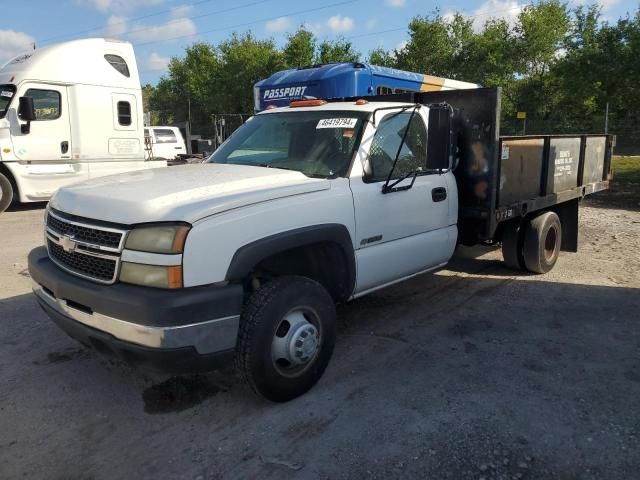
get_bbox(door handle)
[61,141,69,154]
[432,187,447,202]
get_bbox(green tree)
[283,28,316,68]
[367,47,396,67]
[316,38,360,63]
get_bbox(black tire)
[501,221,525,270]
[237,276,336,402]
[0,172,14,214]
[523,212,562,274]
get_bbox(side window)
[153,128,177,143]
[105,55,130,77]
[367,112,427,182]
[25,89,61,120]
[117,101,132,126]
[376,86,393,95]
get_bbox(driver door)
[349,108,452,294]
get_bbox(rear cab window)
[153,129,178,143]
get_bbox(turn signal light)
[355,99,368,105]
[290,99,327,107]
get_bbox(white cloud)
[0,29,35,65]
[396,40,408,52]
[78,0,163,13]
[265,16,292,33]
[145,52,170,70]
[304,22,324,35]
[385,0,406,7]
[327,15,354,33]
[129,16,196,43]
[104,15,128,37]
[470,0,523,30]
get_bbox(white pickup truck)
[28,89,613,401]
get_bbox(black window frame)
[0,84,16,119]
[364,110,430,183]
[24,88,62,121]
[117,101,132,126]
[105,54,130,78]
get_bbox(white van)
[144,126,187,160]
[0,38,166,213]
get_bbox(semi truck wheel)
[501,221,524,270]
[523,212,562,274]
[237,276,336,402]
[0,173,14,214]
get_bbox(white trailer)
[0,38,166,213]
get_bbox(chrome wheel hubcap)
[271,308,321,376]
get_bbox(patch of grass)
[612,156,640,184]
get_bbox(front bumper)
[28,246,243,372]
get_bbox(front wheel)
[236,276,336,402]
[0,172,14,214]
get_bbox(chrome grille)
[48,240,117,282]
[46,210,124,250]
[45,210,127,284]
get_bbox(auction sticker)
[317,118,358,129]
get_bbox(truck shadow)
[582,181,640,212]
[6,201,48,212]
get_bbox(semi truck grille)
[46,212,123,249]
[48,240,118,282]
[44,209,127,284]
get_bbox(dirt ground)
[1,186,639,480]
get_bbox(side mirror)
[18,96,36,134]
[427,104,453,171]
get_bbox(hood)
[49,164,331,225]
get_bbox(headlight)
[125,224,190,254]
[120,263,183,289]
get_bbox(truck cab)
[0,38,166,213]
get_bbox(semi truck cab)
[0,38,166,214]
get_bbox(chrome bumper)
[32,281,240,354]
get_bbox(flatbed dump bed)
[332,87,614,249]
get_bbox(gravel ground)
[0,190,639,480]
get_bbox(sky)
[1,0,637,85]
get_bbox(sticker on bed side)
[1,91,13,98]
[316,118,358,129]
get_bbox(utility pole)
[604,102,609,134]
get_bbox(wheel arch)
[0,162,19,202]
[225,223,356,302]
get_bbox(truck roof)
[0,38,140,89]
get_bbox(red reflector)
[355,99,368,105]
[290,99,327,107]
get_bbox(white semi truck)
[28,88,613,402]
[0,38,166,213]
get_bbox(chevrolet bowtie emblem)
[59,234,77,253]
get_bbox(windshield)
[208,110,367,178]
[0,85,16,119]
